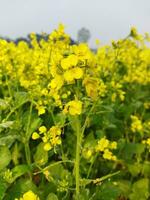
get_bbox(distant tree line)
[0,33,76,45]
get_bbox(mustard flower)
[63,100,82,115]
[15,190,40,200]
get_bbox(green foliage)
[129,178,150,200]
[0,146,11,171]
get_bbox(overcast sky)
[0,0,150,47]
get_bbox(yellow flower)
[130,27,143,40]
[64,100,82,115]
[111,93,117,102]
[103,149,117,161]
[39,126,47,134]
[36,105,46,116]
[32,132,40,140]
[64,70,74,82]
[147,138,150,146]
[72,67,83,79]
[131,115,143,133]
[67,54,78,66]
[44,143,52,151]
[42,126,62,151]
[82,148,92,159]
[144,102,150,109]
[111,155,117,161]
[49,75,64,90]
[61,58,70,70]
[61,54,78,70]
[42,135,48,143]
[109,141,117,149]
[142,140,146,144]
[83,77,99,100]
[103,149,112,160]
[96,137,109,152]
[96,137,117,161]
[15,190,40,200]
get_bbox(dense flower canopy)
[0,25,150,200]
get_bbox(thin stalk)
[74,101,97,199]
[34,160,74,175]
[75,116,81,200]
[25,101,33,166]
[87,153,98,178]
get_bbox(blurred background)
[0,0,149,47]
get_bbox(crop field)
[0,25,150,200]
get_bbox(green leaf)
[54,113,66,126]
[0,135,19,147]
[117,180,131,198]
[0,146,11,171]
[47,193,58,200]
[27,116,41,139]
[141,161,150,177]
[0,121,14,129]
[14,92,29,107]
[0,177,7,200]
[11,165,31,183]
[34,143,48,166]
[121,143,145,161]
[129,178,150,200]
[0,99,9,110]
[128,163,141,177]
[5,179,37,200]
[95,181,122,200]
[78,189,90,200]
[84,132,96,148]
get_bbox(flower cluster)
[32,125,62,151]
[142,138,150,147]
[95,137,117,161]
[130,115,143,133]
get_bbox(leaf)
[121,143,145,161]
[0,99,9,110]
[0,177,7,200]
[141,161,150,177]
[0,146,11,171]
[128,163,141,177]
[0,135,19,147]
[54,113,66,126]
[95,181,122,200]
[84,132,96,148]
[5,179,37,200]
[129,178,150,200]
[117,180,131,198]
[47,193,58,200]
[14,92,29,107]
[11,165,31,183]
[78,189,90,200]
[27,116,41,139]
[34,143,48,166]
[0,121,14,129]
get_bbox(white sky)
[0,0,150,47]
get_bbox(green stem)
[34,160,74,175]
[25,101,33,165]
[74,102,97,199]
[75,116,81,200]
[25,143,31,166]
[87,153,98,178]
